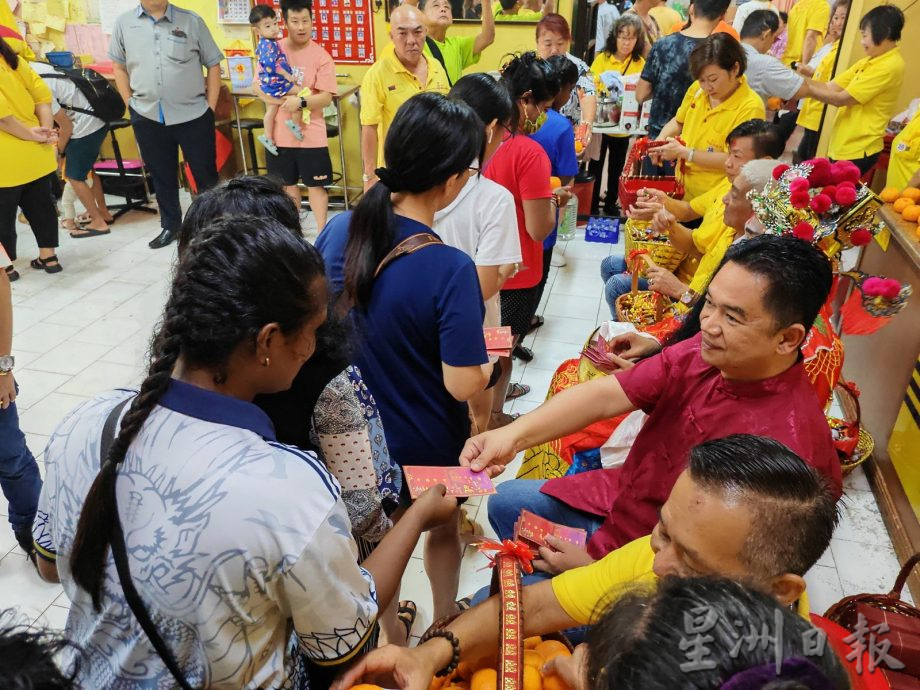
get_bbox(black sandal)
[513,344,534,362]
[527,315,545,334]
[396,600,417,641]
[4,265,19,282]
[30,255,63,274]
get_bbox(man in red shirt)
[462,234,841,573]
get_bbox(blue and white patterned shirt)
[33,380,377,689]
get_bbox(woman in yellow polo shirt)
[807,5,905,175]
[794,0,849,162]
[888,110,920,191]
[651,33,765,201]
[588,13,646,216]
[0,36,61,277]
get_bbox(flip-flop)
[456,597,472,612]
[396,600,417,641]
[505,382,531,401]
[70,227,111,238]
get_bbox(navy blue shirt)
[317,212,488,468]
[640,33,705,137]
[530,108,579,250]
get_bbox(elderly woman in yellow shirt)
[0,37,60,277]
[650,34,765,201]
[807,5,905,175]
[588,13,646,216]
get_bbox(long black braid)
[69,216,327,610]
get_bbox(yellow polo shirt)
[688,178,736,295]
[492,1,543,20]
[553,535,811,625]
[675,77,765,201]
[828,47,905,161]
[0,58,57,187]
[782,0,830,66]
[360,45,450,166]
[887,111,920,191]
[796,41,838,132]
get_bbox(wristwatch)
[299,96,308,109]
[679,289,698,306]
[0,355,14,375]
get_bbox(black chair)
[92,119,157,221]
[231,118,267,175]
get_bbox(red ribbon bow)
[475,539,537,575]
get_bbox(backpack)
[41,64,126,124]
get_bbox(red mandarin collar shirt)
[540,333,842,559]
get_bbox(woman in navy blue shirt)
[317,93,491,623]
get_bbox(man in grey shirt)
[109,0,224,248]
[740,10,811,103]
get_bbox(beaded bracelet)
[418,628,461,677]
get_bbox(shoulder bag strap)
[99,398,197,690]
[373,232,443,278]
[425,36,454,87]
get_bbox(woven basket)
[615,253,677,327]
[827,381,875,476]
[825,552,920,628]
[623,219,685,274]
[618,137,685,210]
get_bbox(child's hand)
[413,484,457,532]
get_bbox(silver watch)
[0,355,14,373]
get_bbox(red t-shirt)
[483,133,552,290]
[541,333,842,559]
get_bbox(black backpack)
[42,64,126,124]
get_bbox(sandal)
[456,597,473,613]
[490,411,521,429]
[4,265,19,282]
[396,600,417,642]
[70,227,111,238]
[527,315,545,334]
[505,382,531,401]
[513,345,534,362]
[30,255,63,274]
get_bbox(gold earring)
[263,357,270,367]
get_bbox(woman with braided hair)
[30,216,456,689]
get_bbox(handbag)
[98,398,199,690]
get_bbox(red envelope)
[484,327,513,353]
[515,509,587,549]
[402,466,497,499]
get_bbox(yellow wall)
[815,0,920,159]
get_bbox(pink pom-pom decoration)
[821,185,837,199]
[831,160,861,184]
[772,164,790,180]
[792,221,815,241]
[804,158,833,187]
[863,277,902,300]
[850,228,872,246]
[810,194,832,214]
[790,191,811,209]
[835,185,857,206]
[790,177,810,193]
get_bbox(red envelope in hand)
[515,509,587,549]
[403,466,497,499]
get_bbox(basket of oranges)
[422,539,575,690]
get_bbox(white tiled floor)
[0,197,904,645]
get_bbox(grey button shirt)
[742,42,804,103]
[109,3,224,125]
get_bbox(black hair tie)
[375,167,405,192]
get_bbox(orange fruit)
[549,176,562,189]
[535,640,571,663]
[880,186,901,203]
[904,205,920,222]
[455,662,473,681]
[523,636,543,649]
[901,186,920,201]
[523,650,544,668]
[767,96,783,110]
[574,140,584,153]
[893,197,914,213]
[543,673,572,690]
[523,664,543,690]
[471,668,498,690]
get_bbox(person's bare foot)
[61,218,81,232]
[489,411,521,429]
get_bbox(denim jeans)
[470,479,604,607]
[0,394,41,535]
[601,255,648,318]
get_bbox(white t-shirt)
[733,0,780,33]
[33,383,378,689]
[31,62,106,139]
[596,2,622,53]
[434,174,521,330]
